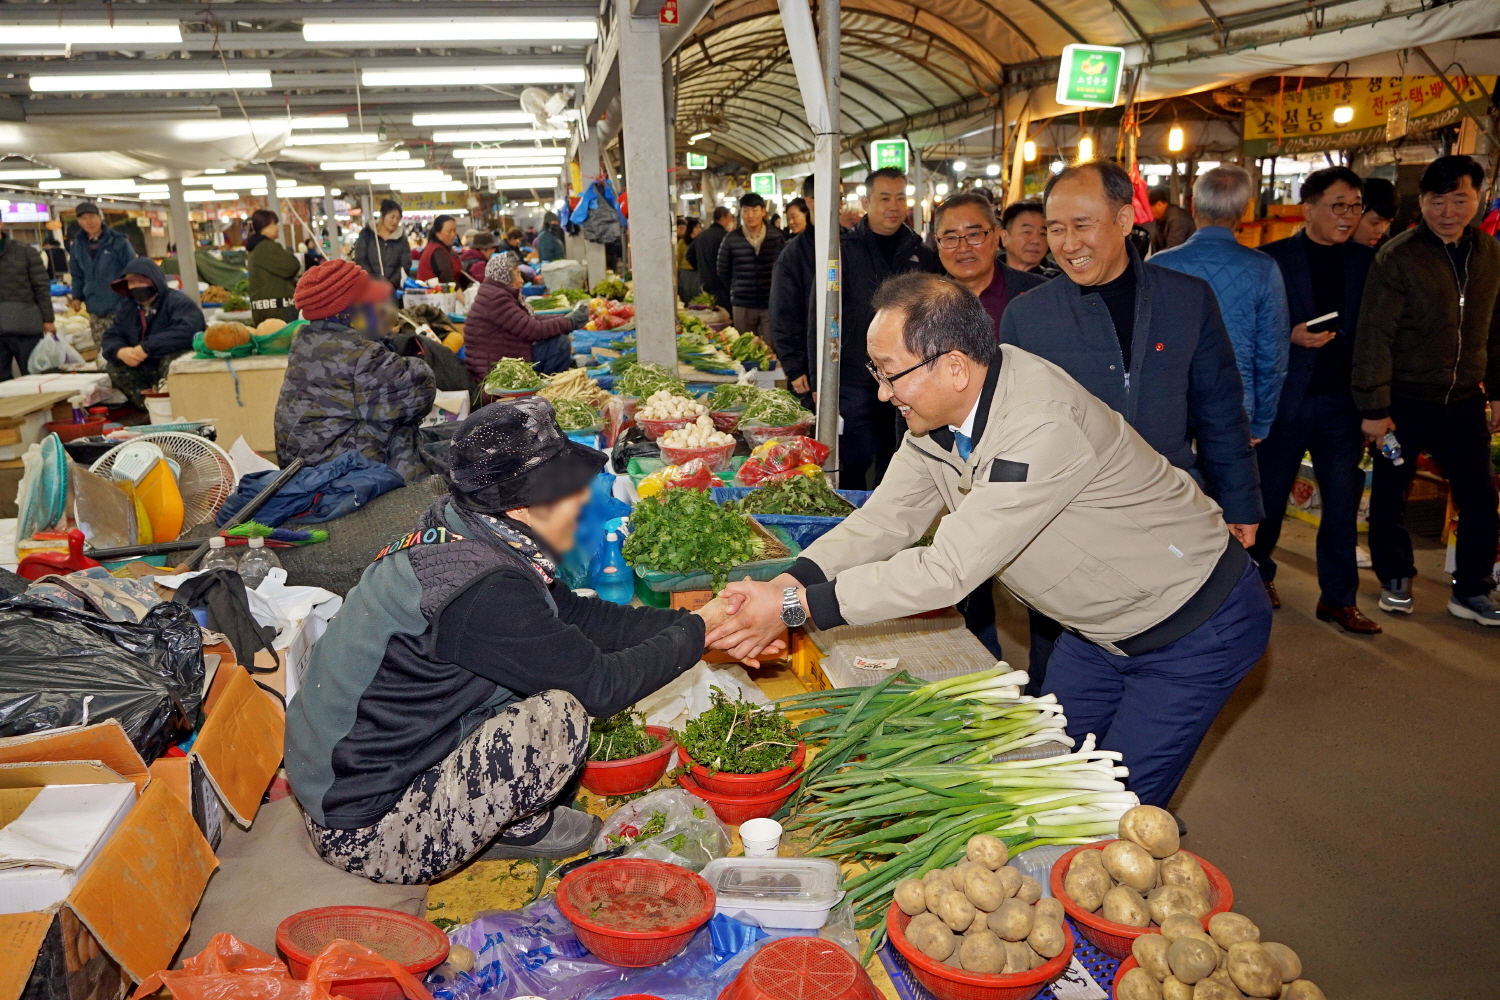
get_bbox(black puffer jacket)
[0,236,53,336]
[840,220,939,375]
[354,226,412,288]
[716,225,787,310]
[693,223,731,301]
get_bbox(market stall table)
[168,354,289,453]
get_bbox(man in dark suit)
[1252,166,1380,633]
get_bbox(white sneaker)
[1355,545,1372,569]
[1448,594,1500,626]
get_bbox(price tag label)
[1050,957,1108,1000]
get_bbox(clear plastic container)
[200,536,240,574]
[237,535,281,589]
[699,857,844,930]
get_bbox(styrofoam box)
[700,857,844,930]
[0,783,136,914]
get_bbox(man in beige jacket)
[709,272,1272,807]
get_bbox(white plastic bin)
[699,857,844,930]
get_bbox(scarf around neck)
[478,513,557,586]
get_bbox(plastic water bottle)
[200,536,239,574]
[1380,431,1404,467]
[237,536,282,589]
[593,531,633,605]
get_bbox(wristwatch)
[780,586,808,628]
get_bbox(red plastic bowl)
[556,858,715,967]
[675,741,806,795]
[637,413,702,440]
[659,440,736,471]
[710,409,745,433]
[1049,844,1234,959]
[718,936,884,1000]
[675,772,800,825]
[581,726,676,796]
[275,906,449,1000]
[886,901,1073,1000]
[1111,957,1140,999]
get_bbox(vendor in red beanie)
[275,260,437,480]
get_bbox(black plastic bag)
[0,597,205,760]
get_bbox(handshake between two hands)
[690,576,802,667]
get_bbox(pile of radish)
[637,389,705,420]
[660,415,735,449]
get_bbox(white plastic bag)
[633,661,770,731]
[591,788,731,872]
[27,331,85,374]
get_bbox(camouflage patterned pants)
[87,311,114,350]
[106,350,188,410]
[305,690,589,884]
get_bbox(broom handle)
[184,456,306,569]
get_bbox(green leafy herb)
[552,399,600,432]
[622,488,762,589]
[735,474,855,517]
[741,388,812,427]
[673,688,799,774]
[617,362,688,400]
[709,383,761,411]
[430,917,458,930]
[726,331,771,366]
[689,291,717,307]
[484,356,543,391]
[592,277,628,300]
[640,809,669,839]
[665,833,688,853]
[587,709,660,761]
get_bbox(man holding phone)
[1252,167,1379,633]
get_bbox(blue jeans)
[531,333,573,375]
[1042,556,1271,807]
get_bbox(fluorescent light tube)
[362,67,584,88]
[0,23,182,46]
[434,129,569,143]
[0,168,61,180]
[486,177,560,189]
[354,171,453,183]
[453,148,566,161]
[290,116,349,130]
[285,133,382,146]
[412,111,535,127]
[473,167,564,178]
[305,20,596,43]
[30,70,273,92]
[390,182,470,192]
[465,159,568,170]
[321,159,428,172]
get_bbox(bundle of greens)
[735,474,855,517]
[622,487,762,588]
[741,388,813,427]
[552,399,600,431]
[677,312,712,339]
[689,291,717,307]
[588,709,660,761]
[592,277,629,300]
[674,688,799,774]
[725,331,771,366]
[617,362,689,400]
[484,357,543,392]
[709,383,761,411]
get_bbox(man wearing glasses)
[1253,167,1380,633]
[933,192,1047,332]
[704,273,1273,808]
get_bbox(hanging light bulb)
[985,163,1001,177]
[1078,136,1094,162]
[1168,126,1185,152]
[935,182,950,196]
[1332,105,1355,125]
[1023,141,1037,162]
[953,160,967,173]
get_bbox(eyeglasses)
[1316,201,1365,216]
[866,353,946,388]
[935,227,994,250]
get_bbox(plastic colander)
[556,858,715,967]
[718,937,884,1000]
[275,906,449,1000]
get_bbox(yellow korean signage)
[1243,75,1496,157]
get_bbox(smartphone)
[1306,310,1340,333]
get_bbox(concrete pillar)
[616,0,675,368]
[324,197,343,257]
[166,179,200,304]
[578,128,608,289]
[912,148,925,240]
[264,170,285,246]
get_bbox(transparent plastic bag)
[27,331,84,374]
[591,787,731,872]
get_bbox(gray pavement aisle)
[992,517,1500,1000]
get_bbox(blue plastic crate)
[710,486,871,549]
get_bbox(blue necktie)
[954,431,972,461]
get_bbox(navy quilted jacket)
[1151,226,1291,440]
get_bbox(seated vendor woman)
[285,397,754,884]
[101,258,204,409]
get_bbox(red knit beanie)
[294,259,391,320]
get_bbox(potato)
[1259,943,1301,983]
[958,930,1006,974]
[1001,940,1033,975]
[1159,852,1213,900]
[1280,981,1325,1000]
[895,879,928,915]
[966,833,1008,870]
[1191,979,1242,1000]
[1119,967,1165,1000]
[1161,912,1210,942]
[965,908,991,935]
[988,897,1035,941]
[1015,874,1042,905]
[1062,864,1110,912]
[1027,916,1065,959]
[906,913,955,961]
[445,944,475,973]
[1163,976,1193,1000]
[937,890,978,932]
[993,865,1023,899]
[1119,804,1181,858]
[1033,897,1065,925]
[1104,840,1160,892]
[964,867,1007,912]
[1208,912,1261,949]
[1132,932,1173,981]
[1226,942,1281,998]
[1101,885,1151,927]
[1150,884,1207,924]
[1070,848,1107,871]
[943,950,965,970]
[1168,936,1218,984]
[952,860,981,891]
[924,879,953,914]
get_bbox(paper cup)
[739,817,783,857]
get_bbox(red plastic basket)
[886,902,1073,1000]
[710,409,745,432]
[675,741,806,795]
[718,936,884,1000]
[46,418,107,442]
[659,440,736,471]
[275,906,449,1000]
[1111,957,1140,999]
[1048,844,1233,959]
[637,413,702,440]
[581,726,676,796]
[675,773,801,825]
[556,858,715,967]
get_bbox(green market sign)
[1056,44,1126,108]
[751,171,777,197]
[871,138,908,173]
[686,152,708,170]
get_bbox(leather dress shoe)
[1264,579,1281,609]
[1315,602,1382,634]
